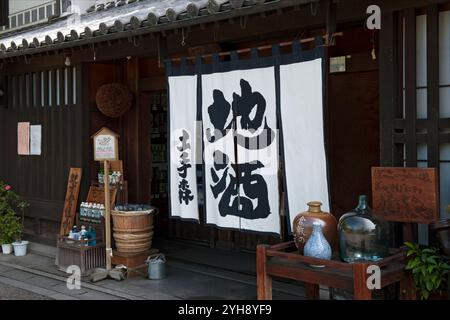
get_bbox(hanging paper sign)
[202,67,280,235]
[18,122,30,155]
[30,125,42,156]
[168,75,199,221]
[92,127,119,161]
[280,58,330,232]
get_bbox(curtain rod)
[168,32,343,63]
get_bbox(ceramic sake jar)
[293,201,338,254]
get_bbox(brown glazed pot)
[293,201,338,254]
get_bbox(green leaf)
[426,281,434,292]
[405,242,418,250]
[436,279,442,289]
[407,250,416,257]
[407,258,420,270]
[421,266,427,277]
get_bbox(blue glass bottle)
[88,227,97,246]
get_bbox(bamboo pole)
[168,32,343,62]
[104,160,112,271]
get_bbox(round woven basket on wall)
[95,83,133,118]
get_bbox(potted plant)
[0,212,14,254]
[405,242,450,300]
[0,182,28,256]
[0,211,23,255]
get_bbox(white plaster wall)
[9,0,52,14]
[9,0,99,15]
[69,0,98,13]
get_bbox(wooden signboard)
[372,167,439,224]
[87,185,117,206]
[91,128,120,272]
[60,168,82,236]
[92,127,119,161]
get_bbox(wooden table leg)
[353,263,372,300]
[305,283,320,300]
[257,245,272,300]
[400,271,417,300]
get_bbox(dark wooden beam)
[67,65,73,106]
[379,10,396,166]
[35,71,42,107]
[404,8,417,167]
[326,0,337,45]
[426,4,440,169]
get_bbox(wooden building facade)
[0,0,449,248]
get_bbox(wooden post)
[104,160,112,271]
[256,245,272,300]
[400,271,417,300]
[92,127,119,273]
[353,263,372,300]
[305,284,320,300]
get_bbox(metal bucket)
[146,254,166,280]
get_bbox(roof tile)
[0,0,315,56]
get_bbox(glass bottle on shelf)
[100,204,105,218]
[338,195,389,263]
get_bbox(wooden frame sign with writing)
[60,168,82,236]
[371,167,439,224]
[92,127,119,161]
[86,185,117,207]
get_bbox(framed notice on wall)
[92,127,119,161]
[17,122,30,155]
[30,125,42,155]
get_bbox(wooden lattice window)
[5,66,78,109]
[380,4,450,232]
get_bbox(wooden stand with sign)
[56,167,107,276]
[256,167,440,300]
[91,127,120,275]
[59,168,82,236]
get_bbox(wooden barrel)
[114,241,153,253]
[111,210,154,253]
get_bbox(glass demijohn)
[338,195,389,262]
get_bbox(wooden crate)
[76,217,105,246]
[90,181,128,205]
[86,185,117,205]
[56,237,106,276]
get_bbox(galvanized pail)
[146,254,166,280]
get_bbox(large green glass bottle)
[338,195,389,262]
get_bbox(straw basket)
[111,209,154,254]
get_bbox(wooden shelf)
[257,241,415,300]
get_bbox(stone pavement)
[0,246,318,300]
[0,282,51,300]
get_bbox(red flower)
[4,185,11,191]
